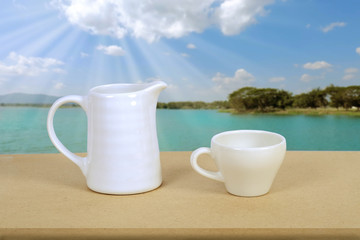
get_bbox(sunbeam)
[132,38,217,101]
[0,12,63,55]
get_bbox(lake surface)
[0,107,359,154]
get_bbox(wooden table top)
[1,151,359,239]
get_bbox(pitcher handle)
[190,147,224,182]
[47,95,88,176]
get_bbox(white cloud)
[80,52,89,58]
[356,47,360,55]
[212,68,255,92]
[300,73,324,82]
[300,74,313,82]
[53,68,66,74]
[53,0,275,43]
[147,71,256,102]
[269,76,285,82]
[321,22,346,33]
[345,68,358,74]
[343,68,358,81]
[187,43,196,49]
[303,61,332,70]
[215,0,274,35]
[342,74,355,81]
[180,53,190,58]
[97,45,125,56]
[54,0,127,39]
[54,82,64,89]
[0,52,64,79]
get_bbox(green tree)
[157,102,168,109]
[293,93,309,108]
[276,90,294,110]
[228,87,257,112]
[324,85,346,109]
[293,88,327,109]
[229,87,293,112]
[208,100,231,109]
[343,86,360,110]
[167,102,181,109]
[192,101,207,109]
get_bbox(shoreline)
[220,107,360,117]
[1,104,360,116]
[0,104,77,108]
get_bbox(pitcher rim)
[89,81,166,96]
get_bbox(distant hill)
[0,93,60,104]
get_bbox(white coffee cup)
[190,130,286,197]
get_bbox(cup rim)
[211,130,286,151]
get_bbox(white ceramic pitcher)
[47,81,167,195]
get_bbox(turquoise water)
[0,107,359,154]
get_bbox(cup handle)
[47,95,88,176]
[190,147,224,182]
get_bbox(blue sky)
[0,0,359,102]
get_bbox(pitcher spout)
[145,81,167,96]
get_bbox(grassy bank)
[274,108,360,116]
[221,107,360,117]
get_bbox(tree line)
[157,100,230,110]
[229,85,360,112]
[157,85,360,112]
